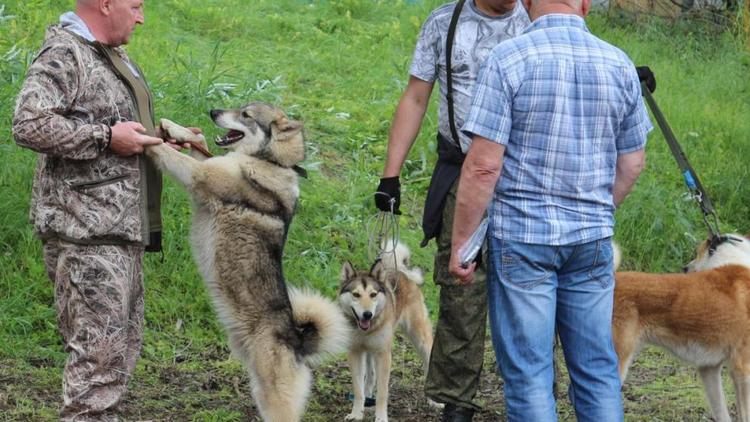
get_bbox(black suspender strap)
[445,0,466,145]
[641,84,721,239]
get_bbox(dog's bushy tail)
[288,288,350,366]
[380,241,424,285]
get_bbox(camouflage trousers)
[43,239,145,422]
[425,179,488,412]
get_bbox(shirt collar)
[59,12,96,42]
[523,13,589,34]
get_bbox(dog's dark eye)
[352,292,360,298]
[241,111,251,118]
[369,292,377,298]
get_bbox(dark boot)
[441,403,475,422]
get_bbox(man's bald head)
[75,0,144,47]
[522,0,590,20]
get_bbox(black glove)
[636,66,656,94]
[374,177,401,214]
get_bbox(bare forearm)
[382,77,433,177]
[451,138,504,254]
[613,149,645,207]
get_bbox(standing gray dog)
[148,102,350,421]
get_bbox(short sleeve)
[616,67,653,154]
[460,53,513,151]
[408,12,442,83]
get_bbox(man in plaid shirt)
[448,0,653,419]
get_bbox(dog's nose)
[682,266,689,273]
[362,311,373,321]
[209,109,221,120]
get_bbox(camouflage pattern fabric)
[13,25,146,244]
[43,239,144,421]
[425,178,488,412]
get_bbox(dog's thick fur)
[613,234,750,422]
[146,102,349,421]
[339,243,434,422]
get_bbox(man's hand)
[449,249,476,285]
[374,176,401,214]
[109,121,163,156]
[636,66,656,93]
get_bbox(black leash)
[641,83,721,239]
[446,0,466,145]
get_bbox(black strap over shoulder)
[445,0,466,145]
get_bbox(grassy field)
[1,0,749,420]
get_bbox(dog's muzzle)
[352,308,373,331]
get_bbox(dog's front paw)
[345,411,364,421]
[160,119,203,142]
[374,415,388,422]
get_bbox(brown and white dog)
[613,234,750,422]
[338,242,435,422]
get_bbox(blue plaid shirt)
[462,14,652,245]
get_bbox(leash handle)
[641,84,721,238]
[178,140,213,158]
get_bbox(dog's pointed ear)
[371,261,398,293]
[341,261,356,285]
[271,114,303,142]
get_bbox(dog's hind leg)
[611,312,641,382]
[699,364,731,422]
[400,295,434,373]
[251,347,311,422]
[730,363,750,422]
[400,295,444,409]
[346,350,367,421]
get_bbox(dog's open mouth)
[357,319,371,331]
[351,308,372,331]
[215,129,244,146]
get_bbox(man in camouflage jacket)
[12,0,175,420]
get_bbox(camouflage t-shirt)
[409,0,529,150]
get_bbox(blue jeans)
[486,237,623,422]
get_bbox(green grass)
[1,0,749,420]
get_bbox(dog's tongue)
[357,319,371,331]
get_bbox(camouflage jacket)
[13,25,156,246]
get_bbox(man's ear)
[100,0,113,15]
[271,115,303,142]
